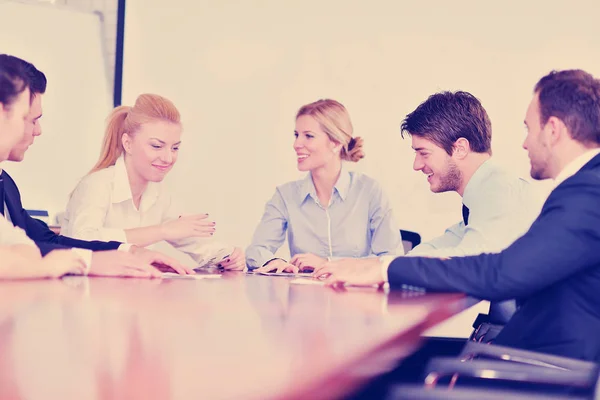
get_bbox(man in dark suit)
[0,55,192,277]
[314,69,600,362]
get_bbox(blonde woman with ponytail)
[247,99,400,273]
[62,94,245,270]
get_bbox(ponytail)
[89,106,130,173]
[89,94,181,174]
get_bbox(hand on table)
[254,259,298,274]
[217,247,246,271]
[312,258,385,288]
[290,253,326,272]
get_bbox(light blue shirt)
[409,160,542,258]
[246,168,400,269]
[406,160,543,323]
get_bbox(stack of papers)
[255,271,314,277]
[290,277,382,289]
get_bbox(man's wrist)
[379,256,395,283]
[71,248,93,275]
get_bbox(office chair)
[388,354,599,399]
[389,384,594,400]
[25,209,49,222]
[457,342,598,370]
[26,209,61,234]
[423,356,598,389]
[400,229,421,254]
[389,344,600,399]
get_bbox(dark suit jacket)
[388,153,600,362]
[1,171,121,255]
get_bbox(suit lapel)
[1,172,26,230]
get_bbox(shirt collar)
[300,166,352,203]
[112,156,160,211]
[554,148,600,187]
[461,159,494,209]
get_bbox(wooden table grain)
[0,273,467,400]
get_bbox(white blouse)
[61,157,233,266]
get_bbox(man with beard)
[403,91,540,261]
[395,91,540,339]
[316,70,600,363]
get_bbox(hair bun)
[346,136,365,162]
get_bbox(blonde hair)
[90,93,181,173]
[296,99,365,162]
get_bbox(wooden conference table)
[0,272,468,400]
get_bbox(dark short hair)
[534,70,600,145]
[10,56,46,97]
[0,54,30,108]
[401,91,492,155]
[20,59,46,95]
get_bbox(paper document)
[162,272,221,280]
[256,271,314,277]
[289,278,325,286]
[290,278,381,288]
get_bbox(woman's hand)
[161,214,215,241]
[290,253,327,272]
[218,247,247,271]
[254,259,298,274]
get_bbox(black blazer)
[388,153,600,362]
[1,171,121,255]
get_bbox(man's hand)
[217,247,246,271]
[129,246,194,275]
[312,258,386,288]
[290,253,326,272]
[39,250,86,278]
[89,250,162,278]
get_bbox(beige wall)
[1,1,112,218]
[8,0,119,85]
[123,0,600,252]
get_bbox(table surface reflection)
[0,272,466,400]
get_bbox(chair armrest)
[387,384,586,400]
[459,342,598,372]
[424,357,597,389]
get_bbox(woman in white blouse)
[61,94,245,270]
[0,54,84,278]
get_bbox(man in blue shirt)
[402,91,540,261]
[316,69,600,362]
[403,91,542,334]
